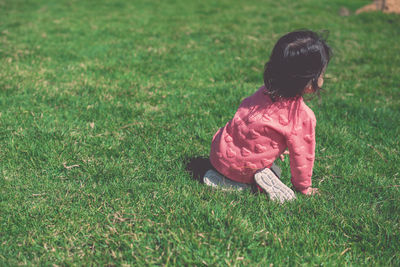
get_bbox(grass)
[1,0,399,265]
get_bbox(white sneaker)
[203,169,251,191]
[254,168,296,203]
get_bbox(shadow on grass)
[185,156,214,184]
[185,157,283,184]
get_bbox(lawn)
[1,0,399,265]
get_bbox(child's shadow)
[185,157,283,185]
[185,157,214,184]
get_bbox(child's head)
[263,30,332,99]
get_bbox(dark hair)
[263,30,332,99]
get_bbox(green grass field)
[1,0,399,265]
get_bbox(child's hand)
[305,187,320,196]
[279,150,289,161]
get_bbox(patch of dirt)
[339,7,351,16]
[356,0,400,14]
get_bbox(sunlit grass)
[1,0,399,265]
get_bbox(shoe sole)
[254,168,296,203]
[203,170,251,191]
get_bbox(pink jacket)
[210,86,316,194]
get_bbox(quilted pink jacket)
[210,86,316,194]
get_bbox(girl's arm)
[280,150,319,195]
[286,117,316,194]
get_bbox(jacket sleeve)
[286,117,316,194]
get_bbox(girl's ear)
[317,76,324,87]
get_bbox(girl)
[204,30,331,203]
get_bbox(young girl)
[204,30,332,203]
